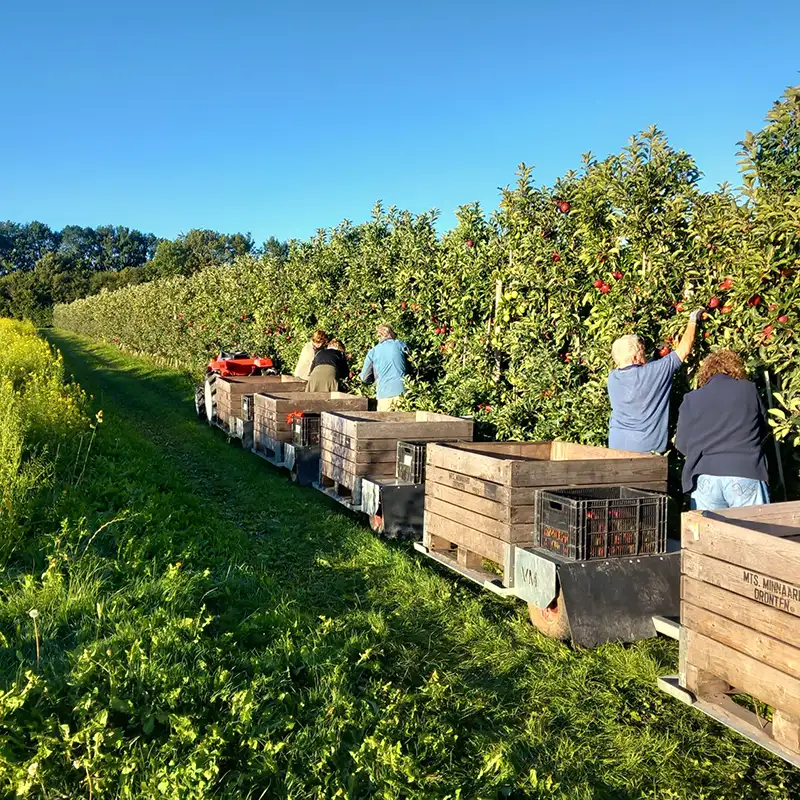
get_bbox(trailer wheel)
[369,513,385,534]
[204,374,218,425]
[194,385,207,421]
[528,595,570,641]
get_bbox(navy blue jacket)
[675,374,769,493]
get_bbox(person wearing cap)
[360,324,407,411]
[607,309,702,454]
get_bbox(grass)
[0,328,797,798]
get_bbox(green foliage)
[54,89,800,487]
[0,330,796,798]
[145,229,255,279]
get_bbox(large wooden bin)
[214,375,305,431]
[320,411,473,491]
[680,502,800,755]
[423,440,667,572]
[253,392,368,451]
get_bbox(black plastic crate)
[396,441,427,484]
[242,394,254,421]
[534,487,667,561]
[292,414,320,447]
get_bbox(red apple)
[659,346,670,357]
[612,271,623,280]
[552,252,561,263]
[593,279,604,289]
[466,239,474,248]
[778,315,789,324]
[721,305,732,314]
[708,297,720,309]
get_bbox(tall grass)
[0,320,88,565]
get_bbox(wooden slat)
[427,443,513,484]
[508,454,666,488]
[424,496,534,544]
[682,575,800,644]
[321,454,395,479]
[424,511,506,565]
[321,411,472,441]
[682,601,800,680]
[321,432,398,453]
[425,463,509,501]
[320,441,397,465]
[685,629,800,719]
[682,551,800,620]
[255,392,368,414]
[682,509,800,586]
[320,459,357,490]
[425,481,535,524]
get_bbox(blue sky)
[2,0,798,244]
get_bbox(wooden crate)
[320,411,473,492]
[680,502,800,756]
[423,440,667,573]
[214,375,305,431]
[253,392,368,447]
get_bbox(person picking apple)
[607,308,703,454]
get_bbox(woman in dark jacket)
[306,339,349,393]
[675,349,769,510]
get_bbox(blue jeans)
[690,475,770,511]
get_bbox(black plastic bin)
[242,394,254,421]
[534,487,667,561]
[396,441,428,484]
[292,414,320,447]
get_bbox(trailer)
[315,411,473,538]
[656,502,800,768]
[415,441,681,646]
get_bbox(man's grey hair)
[611,334,644,367]
[377,324,396,341]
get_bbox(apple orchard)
[55,86,800,489]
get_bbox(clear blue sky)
[2,0,798,244]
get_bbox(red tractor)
[195,350,276,421]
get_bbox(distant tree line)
[0,221,288,323]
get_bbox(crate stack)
[679,502,800,757]
[214,375,305,431]
[320,411,473,494]
[423,441,667,576]
[253,392,368,455]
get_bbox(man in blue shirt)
[607,309,702,454]
[360,324,407,410]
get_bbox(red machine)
[205,349,274,377]
[195,350,276,420]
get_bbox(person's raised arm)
[675,308,703,362]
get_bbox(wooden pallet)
[319,411,473,492]
[423,441,668,586]
[316,470,363,511]
[675,502,800,762]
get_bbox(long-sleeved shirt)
[293,341,317,380]
[675,374,769,493]
[360,339,407,400]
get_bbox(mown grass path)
[35,330,799,799]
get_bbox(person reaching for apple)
[607,308,703,455]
